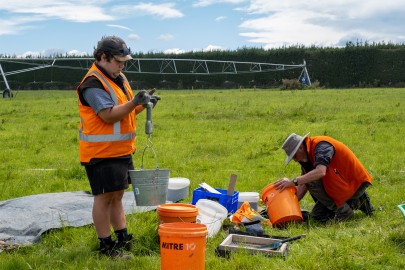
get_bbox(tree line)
[1,41,405,90]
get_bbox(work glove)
[148,89,161,108]
[132,90,151,106]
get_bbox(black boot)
[115,228,134,251]
[358,191,374,216]
[334,204,354,222]
[98,236,132,260]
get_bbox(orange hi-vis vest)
[76,63,136,163]
[305,136,372,208]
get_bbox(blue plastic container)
[192,187,239,214]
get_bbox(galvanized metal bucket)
[129,144,169,206]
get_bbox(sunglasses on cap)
[113,47,131,56]
[97,46,132,56]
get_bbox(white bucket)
[237,192,260,211]
[196,199,228,238]
[167,177,190,202]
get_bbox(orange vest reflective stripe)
[76,63,136,163]
[305,136,372,208]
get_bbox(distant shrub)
[311,80,321,88]
[280,78,302,90]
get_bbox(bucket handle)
[140,136,159,169]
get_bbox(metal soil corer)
[145,102,154,136]
[141,102,157,168]
[129,101,170,206]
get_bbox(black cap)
[96,36,133,61]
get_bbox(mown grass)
[0,89,404,269]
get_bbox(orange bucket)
[261,183,303,227]
[159,223,208,270]
[157,203,198,224]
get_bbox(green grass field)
[0,89,404,269]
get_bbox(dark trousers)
[306,180,370,220]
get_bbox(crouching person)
[274,132,374,222]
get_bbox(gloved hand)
[132,90,151,105]
[147,89,161,108]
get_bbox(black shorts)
[85,157,134,195]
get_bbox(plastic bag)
[231,201,272,234]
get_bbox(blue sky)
[1,0,404,57]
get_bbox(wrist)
[292,177,299,186]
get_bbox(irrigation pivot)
[0,57,311,98]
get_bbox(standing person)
[274,132,374,222]
[76,36,159,258]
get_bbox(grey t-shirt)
[314,141,335,167]
[82,87,114,114]
[300,141,335,173]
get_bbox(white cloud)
[189,45,225,52]
[239,10,341,48]
[0,1,183,38]
[215,16,227,22]
[12,48,88,58]
[203,45,224,51]
[158,34,174,41]
[0,1,114,23]
[67,50,88,57]
[112,3,184,19]
[0,0,114,37]
[164,48,186,54]
[107,24,133,31]
[19,51,41,58]
[17,48,65,58]
[43,48,65,56]
[127,34,141,41]
[0,15,45,35]
[193,0,246,8]
[2,0,405,55]
[238,0,405,48]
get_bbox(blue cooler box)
[192,187,239,213]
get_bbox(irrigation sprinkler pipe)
[0,63,12,98]
[0,64,11,90]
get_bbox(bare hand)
[274,177,293,192]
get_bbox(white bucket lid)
[168,177,190,189]
[238,192,259,201]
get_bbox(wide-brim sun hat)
[282,132,310,165]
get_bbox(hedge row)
[1,42,405,90]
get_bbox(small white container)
[166,177,190,202]
[196,199,228,238]
[237,192,260,211]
